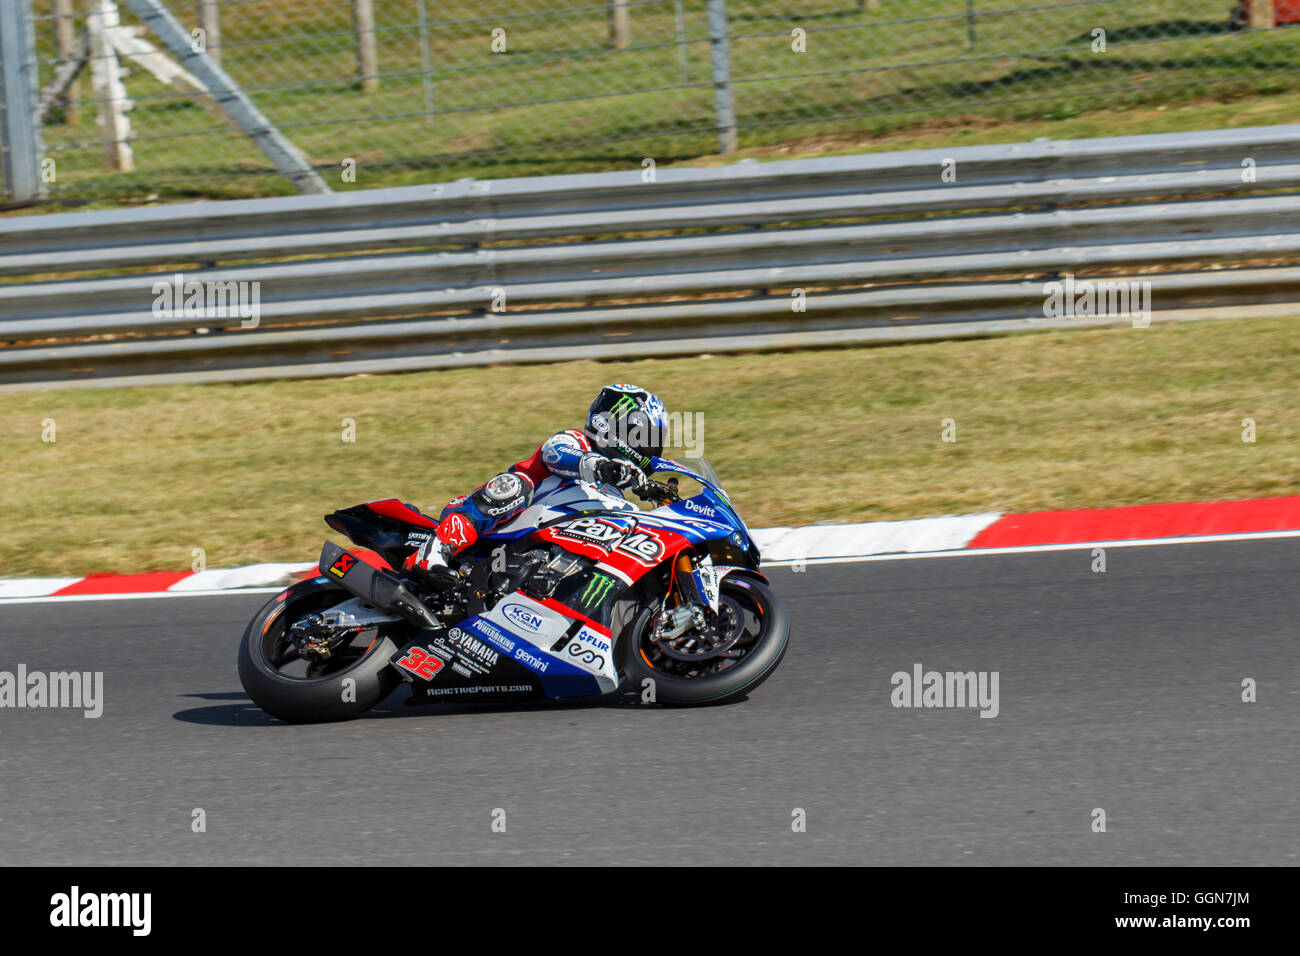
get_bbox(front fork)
[676,549,721,611]
[653,550,716,642]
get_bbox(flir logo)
[49,886,151,936]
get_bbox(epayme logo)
[50,886,151,936]
[591,411,705,458]
[0,665,103,718]
[152,272,261,328]
[891,663,999,718]
[1042,273,1152,328]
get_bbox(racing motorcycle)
[237,456,788,722]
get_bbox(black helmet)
[585,384,668,469]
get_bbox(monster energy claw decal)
[609,395,638,416]
[579,572,617,609]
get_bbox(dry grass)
[1,314,1297,576]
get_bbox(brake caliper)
[650,601,739,661]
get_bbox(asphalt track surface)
[1,537,1296,866]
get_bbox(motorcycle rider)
[406,384,669,577]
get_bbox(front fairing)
[480,458,759,566]
[648,456,759,562]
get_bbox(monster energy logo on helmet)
[580,573,617,608]
[586,384,666,468]
[609,395,638,417]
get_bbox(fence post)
[352,0,379,92]
[707,0,736,154]
[415,0,434,123]
[673,0,688,82]
[1249,1,1275,29]
[197,0,221,65]
[87,0,133,172]
[54,0,81,123]
[0,0,47,202]
[609,1,630,49]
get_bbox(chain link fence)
[14,0,1300,203]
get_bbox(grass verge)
[1,314,1297,577]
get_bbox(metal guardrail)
[1,123,1298,390]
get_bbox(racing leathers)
[406,429,647,575]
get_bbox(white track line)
[759,528,1300,567]
[1,529,1297,606]
[0,586,287,607]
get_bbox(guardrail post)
[0,0,46,203]
[707,0,737,155]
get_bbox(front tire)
[617,574,789,706]
[237,578,407,723]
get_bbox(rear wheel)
[617,574,789,705]
[237,577,411,722]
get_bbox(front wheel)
[237,577,410,722]
[617,574,789,706]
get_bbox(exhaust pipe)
[318,542,440,630]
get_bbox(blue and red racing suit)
[406,430,636,572]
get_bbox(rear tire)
[617,574,789,706]
[237,578,407,723]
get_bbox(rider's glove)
[596,457,648,492]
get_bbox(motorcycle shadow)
[171,687,651,727]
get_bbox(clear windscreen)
[673,456,722,488]
[646,456,735,514]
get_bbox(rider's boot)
[405,472,532,587]
[404,511,479,589]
